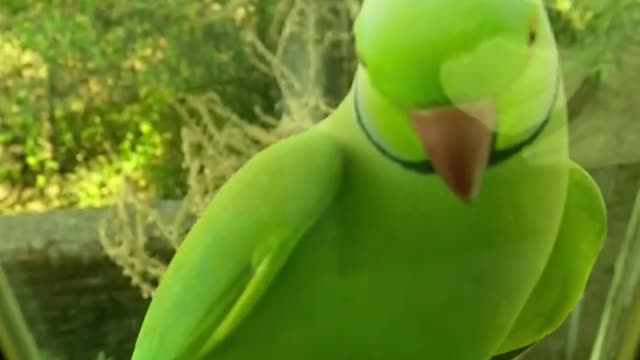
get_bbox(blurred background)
[0,0,639,359]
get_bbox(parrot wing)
[131,128,344,360]
[494,160,607,355]
[491,344,535,360]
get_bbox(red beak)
[409,101,495,202]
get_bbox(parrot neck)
[353,69,559,174]
[353,70,432,172]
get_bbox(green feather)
[131,130,344,359]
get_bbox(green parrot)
[131,0,607,359]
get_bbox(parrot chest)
[272,153,567,359]
[212,145,569,360]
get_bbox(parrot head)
[353,0,559,201]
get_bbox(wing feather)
[131,129,344,360]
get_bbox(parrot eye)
[528,18,538,46]
[528,29,537,46]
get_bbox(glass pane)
[0,1,639,359]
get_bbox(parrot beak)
[409,101,495,202]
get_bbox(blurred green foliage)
[549,0,640,78]
[0,0,279,212]
[0,0,637,213]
